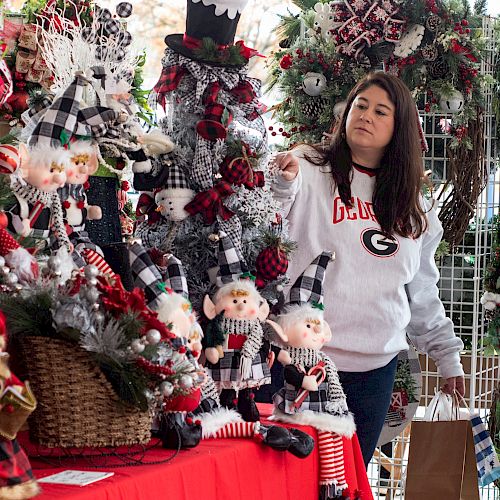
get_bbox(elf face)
[285,316,332,350]
[67,144,98,185]
[168,305,194,340]
[216,290,261,321]
[24,161,67,192]
[66,153,91,184]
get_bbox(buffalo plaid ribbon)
[184,181,234,224]
[153,65,188,109]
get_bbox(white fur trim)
[4,247,36,283]
[198,407,243,438]
[0,480,40,499]
[269,408,356,437]
[277,304,324,332]
[156,293,189,323]
[214,279,261,303]
[25,146,72,169]
[132,159,152,173]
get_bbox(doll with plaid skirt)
[201,231,288,422]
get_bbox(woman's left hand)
[441,375,466,397]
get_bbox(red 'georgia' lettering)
[332,196,378,224]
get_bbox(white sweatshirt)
[272,149,464,379]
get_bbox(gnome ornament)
[202,231,287,422]
[270,252,356,500]
[154,164,195,222]
[0,311,39,500]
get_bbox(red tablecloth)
[19,404,372,500]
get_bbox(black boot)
[219,389,237,410]
[259,425,314,458]
[259,425,292,451]
[159,412,202,449]
[237,388,259,422]
[319,483,345,500]
[287,428,315,458]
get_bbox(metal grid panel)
[368,16,499,500]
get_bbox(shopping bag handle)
[452,390,472,416]
[430,389,460,421]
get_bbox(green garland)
[268,0,494,149]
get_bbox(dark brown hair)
[307,72,428,238]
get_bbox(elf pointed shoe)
[287,427,315,458]
[319,483,345,500]
[237,389,260,422]
[159,412,202,449]
[259,425,292,452]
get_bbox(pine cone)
[427,58,449,79]
[300,97,327,121]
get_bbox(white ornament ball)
[145,329,162,345]
[47,256,61,271]
[160,381,174,397]
[179,374,194,390]
[302,72,327,97]
[131,338,145,353]
[85,288,100,304]
[84,265,100,280]
[4,273,18,285]
[439,90,464,114]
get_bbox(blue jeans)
[338,355,398,468]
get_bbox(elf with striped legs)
[128,241,314,458]
[203,231,288,422]
[271,252,359,500]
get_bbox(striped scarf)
[219,317,264,379]
[11,180,71,252]
[286,346,349,417]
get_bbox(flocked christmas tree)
[134,0,293,310]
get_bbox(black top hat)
[165,0,250,67]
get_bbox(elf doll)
[128,244,314,457]
[270,252,361,500]
[0,311,38,499]
[55,140,110,271]
[202,231,287,422]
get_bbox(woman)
[271,72,465,466]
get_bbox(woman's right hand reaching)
[274,152,300,181]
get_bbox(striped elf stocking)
[81,248,117,279]
[318,431,348,498]
[213,421,259,439]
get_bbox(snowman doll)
[202,231,288,422]
[154,164,195,223]
[270,252,357,500]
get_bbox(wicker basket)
[20,337,151,448]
